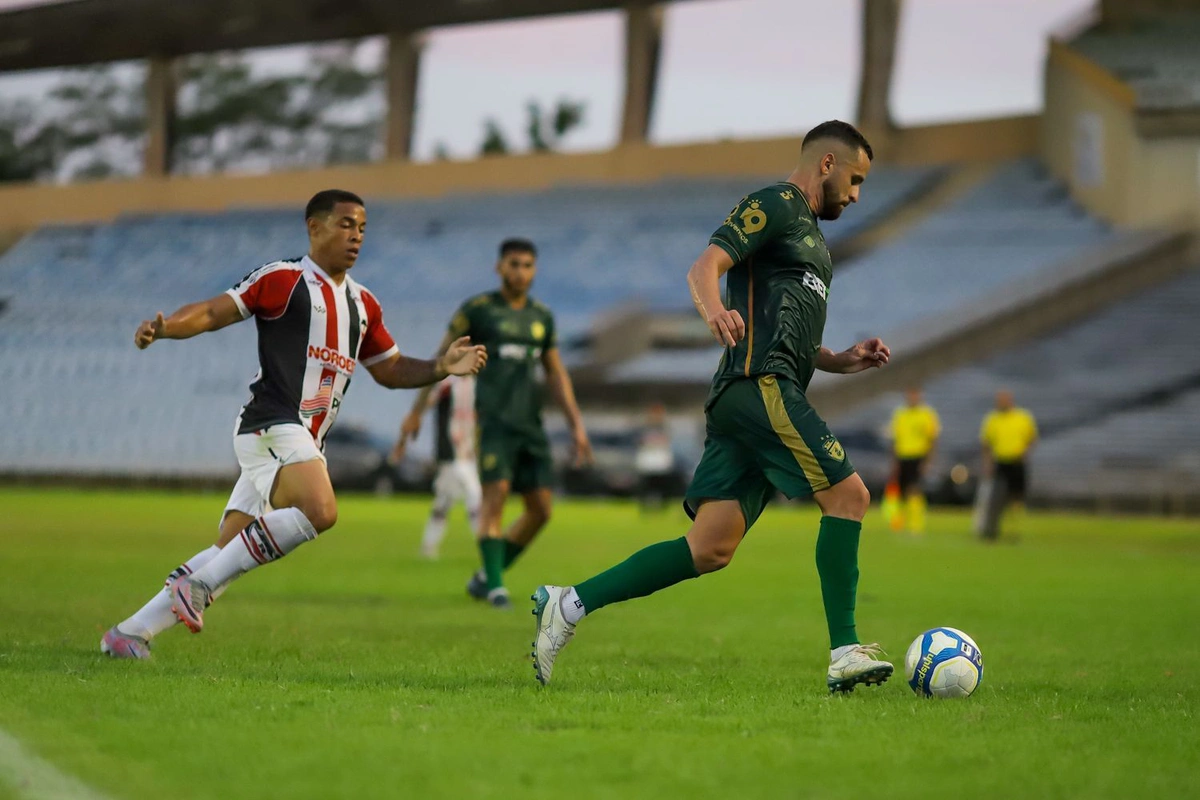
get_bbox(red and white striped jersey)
[431,375,477,464]
[226,255,398,448]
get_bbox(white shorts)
[433,460,482,510]
[223,424,326,522]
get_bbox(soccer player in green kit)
[401,238,592,609]
[532,121,895,692]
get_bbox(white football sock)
[831,644,858,662]
[190,508,318,590]
[118,545,221,640]
[560,586,585,625]
[421,512,449,556]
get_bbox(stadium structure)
[0,0,1197,514]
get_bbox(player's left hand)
[841,337,890,373]
[440,336,487,376]
[388,440,406,466]
[571,427,594,468]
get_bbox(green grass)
[0,488,1197,799]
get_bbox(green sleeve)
[448,302,473,338]
[544,310,557,349]
[709,188,789,263]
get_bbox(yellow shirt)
[890,404,941,459]
[981,408,1038,462]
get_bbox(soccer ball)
[905,627,984,698]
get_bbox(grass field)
[0,487,1197,799]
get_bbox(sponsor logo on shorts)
[307,344,356,374]
[822,434,845,462]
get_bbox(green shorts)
[684,374,856,530]
[477,423,554,493]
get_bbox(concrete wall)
[1042,40,1200,227]
[0,116,1037,232]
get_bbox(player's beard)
[818,183,845,221]
[501,275,530,297]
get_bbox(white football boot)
[530,585,576,686]
[827,643,893,694]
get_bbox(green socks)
[574,537,699,614]
[478,538,506,592]
[816,516,862,649]
[502,540,526,570]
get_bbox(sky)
[0,0,1096,161]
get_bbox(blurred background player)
[978,389,1039,540]
[100,190,486,659]
[884,387,941,533]
[635,403,677,511]
[392,375,482,560]
[531,121,896,692]
[401,238,593,609]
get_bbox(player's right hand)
[706,308,745,348]
[135,312,166,350]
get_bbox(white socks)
[190,508,318,590]
[118,545,221,640]
[421,513,448,557]
[560,586,585,625]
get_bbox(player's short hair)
[802,120,874,161]
[305,189,365,221]
[498,238,537,259]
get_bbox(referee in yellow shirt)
[887,388,941,533]
[980,389,1038,537]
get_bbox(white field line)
[0,726,113,800]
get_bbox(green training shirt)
[706,182,834,407]
[448,291,556,436]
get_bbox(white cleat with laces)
[827,643,893,694]
[530,585,576,686]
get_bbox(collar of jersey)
[304,255,347,288]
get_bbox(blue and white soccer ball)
[905,627,984,698]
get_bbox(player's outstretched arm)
[687,245,744,347]
[367,336,486,391]
[817,338,891,374]
[134,294,243,349]
[543,347,593,466]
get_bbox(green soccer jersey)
[706,182,834,408]
[448,291,556,436]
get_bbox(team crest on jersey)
[531,321,546,341]
[482,453,498,470]
[740,200,767,234]
[299,375,334,418]
[822,435,845,462]
[804,235,816,248]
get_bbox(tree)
[480,119,509,156]
[0,65,144,183]
[481,98,586,157]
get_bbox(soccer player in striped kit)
[393,375,483,560]
[101,190,487,659]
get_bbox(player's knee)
[301,499,338,533]
[692,540,736,574]
[821,477,870,521]
[528,502,552,529]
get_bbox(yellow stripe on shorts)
[758,375,830,492]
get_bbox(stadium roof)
[0,0,677,72]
